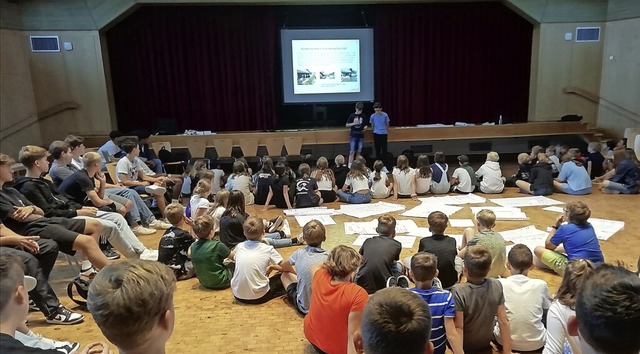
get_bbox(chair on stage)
[264,138,284,157]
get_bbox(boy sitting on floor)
[190,214,233,290]
[458,209,506,278]
[158,203,195,280]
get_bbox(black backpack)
[157,146,178,163]
[67,277,91,308]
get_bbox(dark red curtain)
[106,6,278,133]
[373,3,532,125]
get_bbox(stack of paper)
[284,207,339,216]
[419,194,486,205]
[339,201,405,219]
[490,196,565,208]
[401,204,463,218]
[470,206,528,220]
[542,206,565,213]
[294,215,336,227]
[588,217,625,241]
[499,225,549,253]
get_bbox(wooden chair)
[105,162,119,185]
[151,141,186,174]
[283,137,303,156]
[264,137,284,157]
[212,139,234,159]
[185,140,210,168]
[238,138,259,158]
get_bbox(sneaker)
[149,219,172,229]
[15,330,80,354]
[139,248,159,261]
[145,184,167,196]
[386,276,398,288]
[102,245,120,260]
[79,267,97,280]
[396,275,411,288]
[29,300,40,312]
[46,306,85,325]
[267,216,284,233]
[282,219,291,237]
[131,225,156,235]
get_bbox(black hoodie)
[529,162,554,192]
[13,176,82,218]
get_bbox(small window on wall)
[30,36,60,52]
[575,27,600,42]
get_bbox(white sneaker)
[15,330,80,354]
[131,225,156,235]
[148,219,172,229]
[139,249,159,261]
[144,185,166,196]
[282,220,291,237]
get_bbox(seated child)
[355,214,406,294]
[459,209,506,278]
[414,155,432,195]
[207,189,229,235]
[293,163,323,208]
[180,159,208,202]
[494,244,551,352]
[337,160,372,204]
[158,203,195,280]
[190,179,212,219]
[529,145,545,164]
[430,151,450,194]
[225,161,254,205]
[392,155,416,199]
[268,220,329,315]
[546,145,561,177]
[231,216,286,304]
[476,151,505,193]
[354,287,434,354]
[311,157,337,203]
[370,160,392,199]
[332,155,349,190]
[190,214,233,290]
[515,153,554,195]
[87,259,175,354]
[450,154,478,194]
[409,252,463,354]
[415,211,460,289]
[505,153,531,187]
[219,191,299,249]
[585,141,605,180]
[453,246,513,354]
[262,162,293,210]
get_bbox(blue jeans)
[558,183,591,195]
[264,232,293,248]
[337,190,371,204]
[106,188,156,224]
[349,136,363,153]
[602,181,639,194]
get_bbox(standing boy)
[409,253,464,354]
[453,246,513,354]
[369,102,390,162]
[494,244,551,352]
[355,214,405,294]
[346,102,367,167]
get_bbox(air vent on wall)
[30,36,60,52]
[576,27,600,42]
[469,142,492,152]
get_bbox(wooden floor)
[29,183,639,353]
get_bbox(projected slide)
[292,39,360,95]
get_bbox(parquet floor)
[29,181,639,353]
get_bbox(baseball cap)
[24,275,37,292]
[457,155,469,163]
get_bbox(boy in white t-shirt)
[450,155,478,194]
[230,216,286,304]
[494,244,551,352]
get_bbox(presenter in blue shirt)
[369,102,390,162]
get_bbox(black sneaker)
[396,275,411,288]
[267,216,284,233]
[46,306,85,325]
[386,276,398,288]
[28,299,40,312]
[102,245,120,260]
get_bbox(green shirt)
[190,239,231,289]
[466,230,506,278]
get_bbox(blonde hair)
[0,153,14,166]
[18,145,49,168]
[396,155,410,172]
[303,220,326,247]
[87,259,176,351]
[243,216,264,240]
[486,151,500,162]
[313,157,334,182]
[211,190,230,210]
[376,214,396,236]
[587,142,601,154]
[192,215,214,239]
[476,209,496,228]
[517,153,530,165]
[335,154,345,166]
[164,203,185,226]
[323,245,361,278]
[556,259,594,308]
[83,152,102,168]
[537,153,549,163]
[565,201,591,226]
[193,179,212,195]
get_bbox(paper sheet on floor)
[588,217,625,240]
[352,234,376,247]
[542,206,565,213]
[344,219,419,235]
[294,214,336,227]
[406,227,432,238]
[490,196,565,208]
[339,201,405,219]
[284,207,339,216]
[401,204,463,218]
[394,236,418,248]
[449,219,475,228]
[470,206,528,220]
[498,225,548,253]
[418,193,486,205]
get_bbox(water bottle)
[498,115,503,125]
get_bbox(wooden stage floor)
[30,184,639,353]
